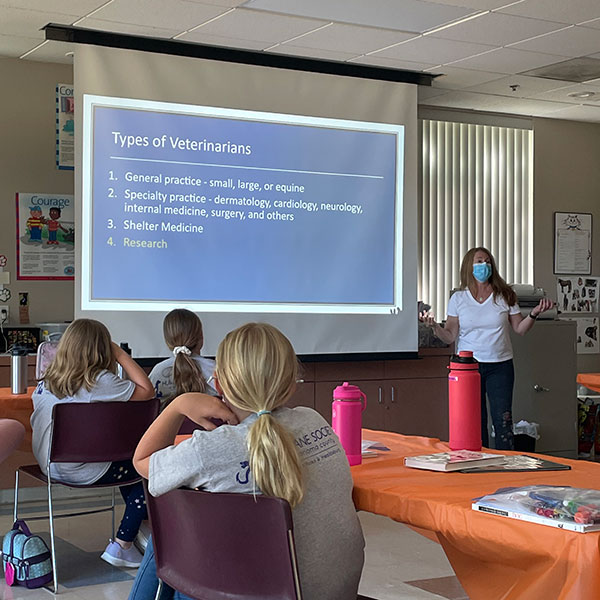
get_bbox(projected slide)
[82,96,404,313]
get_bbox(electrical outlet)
[0,305,8,324]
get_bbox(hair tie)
[173,346,192,357]
[256,410,271,417]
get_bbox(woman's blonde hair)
[163,309,207,399]
[216,323,303,507]
[459,247,517,306]
[43,319,115,399]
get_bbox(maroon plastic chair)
[145,485,303,600]
[178,416,224,435]
[13,399,159,593]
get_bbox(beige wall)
[533,117,600,373]
[1,57,600,372]
[0,57,74,325]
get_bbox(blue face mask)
[473,262,492,283]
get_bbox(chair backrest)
[146,486,302,600]
[177,416,224,435]
[49,399,159,463]
[35,340,60,380]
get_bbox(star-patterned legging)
[94,460,147,542]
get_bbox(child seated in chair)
[130,322,365,600]
[148,309,217,411]
[31,319,155,568]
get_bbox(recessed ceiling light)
[568,91,596,99]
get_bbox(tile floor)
[0,496,467,599]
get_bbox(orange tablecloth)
[577,373,600,393]
[0,386,35,451]
[352,430,600,600]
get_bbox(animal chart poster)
[556,276,599,313]
[16,193,75,280]
[562,317,599,354]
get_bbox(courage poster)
[16,192,75,280]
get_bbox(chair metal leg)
[47,479,59,594]
[111,487,116,540]
[13,469,20,522]
[155,579,164,600]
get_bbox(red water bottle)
[448,351,481,451]
[332,382,367,466]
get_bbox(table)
[352,430,600,600]
[577,373,600,394]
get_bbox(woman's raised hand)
[532,298,555,317]
[419,310,437,328]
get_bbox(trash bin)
[513,420,539,452]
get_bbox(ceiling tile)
[0,0,105,15]
[0,33,42,58]
[509,25,600,57]
[349,55,438,71]
[243,0,477,34]
[22,39,77,63]
[542,103,600,121]
[182,8,327,44]
[420,90,506,109]
[76,17,181,39]
[425,66,506,89]
[483,96,575,115]
[176,31,268,50]
[529,83,600,104]
[582,17,600,30]
[186,0,247,6]
[465,74,573,97]
[269,45,358,61]
[449,47,569,73]
[280,23,417,55]
[0,6,79,38]
[90,0,226,31]
[374,36,496,64]
[423,0,520,8]
[431,13,565,46]
[418,86,448,101]
[498,0,600,26]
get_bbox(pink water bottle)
[448,351,481,451]
[332,382,367,466]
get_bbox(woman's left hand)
[531,298,555,317]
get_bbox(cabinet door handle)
[533,384,550,392]
[378,387,383,404]
[391,386,395,403]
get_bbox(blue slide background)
[90,106,400,306]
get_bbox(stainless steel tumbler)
[10,345,28,395]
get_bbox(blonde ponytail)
[216,323,304,508]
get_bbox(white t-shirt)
[447,290,521,362]
[148,355,217,409]
[149,406,365,600]
[31,371,136,485]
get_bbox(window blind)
[420,119,533,320]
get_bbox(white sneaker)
[101,540,143,568]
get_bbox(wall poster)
[56,83,74,170]
[562,317,599,354]
[554,212,592,275]
[16,192,75,280]
[556,276,599,313]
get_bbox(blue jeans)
[128,536,192,600]
[479,359,514,450]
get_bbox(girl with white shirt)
[420,247,553,449]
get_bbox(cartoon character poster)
[16,193,75,280]
[56,83,74,170]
